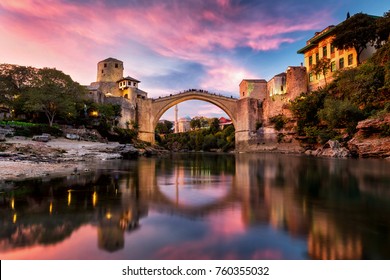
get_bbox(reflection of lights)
[106,212,112,220]
[13,213,17,223]
[92,192,97,207]
[11,198,15,210]
[116,189,118,195]
[90,111,99,117]
[68,190,72,206]
[49,202,53,214]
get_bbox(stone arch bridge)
[132,89,261,151]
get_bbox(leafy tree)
[289,90,327,135]
[23,68,86,126]
[311,58,331,86]
[318,98,364,132]
[156,120,173,134]
[332,13,377,64]
[376,10,390,45]
[190,118,201,130]
[208,117,220,134]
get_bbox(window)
[115,63,118,68]
[331,61,336,72]
[348,54,353,65]
[133,82,137,86]
[315,53,319,63]
[322,46,327,58]
[309,72,314,82]
[330,44,335,54]
[309,56,313,66]
[104,63,107,67]
[339,57,344,69]
[101,70,104,73]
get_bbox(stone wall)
[239,80,267,100]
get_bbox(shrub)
[269,114,288,131]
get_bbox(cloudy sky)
[1,0,388,120]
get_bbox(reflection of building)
[297,16,376,90]
[307,212,362,260]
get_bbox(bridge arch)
[150,90,238,131]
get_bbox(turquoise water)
[1,153,390,259]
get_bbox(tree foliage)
[311,57,331,85]
[23,68,86,126]
[332,13,377,64]
[376,10,390,44]
[155,120,173,134]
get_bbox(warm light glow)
[92,191,97,207]
[13,213,17,224]
[90,111,99,117]
[49,202,53,214]
[68,191,71,206]
[106,212,112,220]
[11,198,15,210]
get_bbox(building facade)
[297,20,376,90]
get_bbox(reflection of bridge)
[135,89,261,150]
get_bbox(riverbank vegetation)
[290,40,390,145]
[156,119,235,152]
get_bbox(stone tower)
[97,57,124,82]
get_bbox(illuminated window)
[348,54,353,65]
[339,57,344,69]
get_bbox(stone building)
[177,116,191,133]
[297,16,377,90]
[239,79,267,101]
[86,58,148,127]
[88,58,148,101]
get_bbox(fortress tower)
[97,57,124,82]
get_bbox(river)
[1,153,390,260]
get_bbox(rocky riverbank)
[0,137,168,181]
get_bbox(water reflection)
[1,153,390,259]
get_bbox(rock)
[317,140,350,158]
[66,133,80,140]
[32,135,50,142]
[119,144,139,159]
[0,133,5,142]
[347,114,390,158]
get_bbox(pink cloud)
[0,0,332,91]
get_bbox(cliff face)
[348,114,390,158]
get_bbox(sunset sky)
[1,0,389,120]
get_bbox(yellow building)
[297,20,376,90]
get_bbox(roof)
[274,72,286,77]
[240,79,267,85]
[99,57,123,63]
[117,76,141,83]
[297,25,335,54]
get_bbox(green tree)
[376,10,390,45]
[312,58,331,86]
[23,68,85,126]
[156,120,173,134]
[190,118,201,130]
[332,13,377,64]
[208,117,220,134]
[318,98,364,132]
